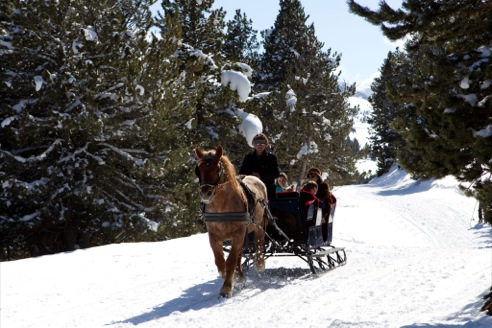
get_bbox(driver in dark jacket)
[239,133,280,200]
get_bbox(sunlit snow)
[1,165,490,328]
[83,26,99,42]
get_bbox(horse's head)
[194,145,225,204]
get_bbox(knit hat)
[252,133,269,146]
[307,167,322,178]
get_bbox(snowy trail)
[335,170,480,248]
[1,167,491,328]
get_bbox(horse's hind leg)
[234,247,244,282]
[253,224,266,273]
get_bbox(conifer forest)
[1,0,491,260]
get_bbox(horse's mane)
[202,149,245,201]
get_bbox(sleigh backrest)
[269,191,322,245]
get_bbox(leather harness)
[200,177,257,223]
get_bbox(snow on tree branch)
[220,70,251,102]
[98,143,146,166]
[1,139,62,163]
[285,88,297,112]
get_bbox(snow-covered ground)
[1,166,491,328]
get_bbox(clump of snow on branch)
[460,76,470,89]
[221,70,251,102]
[135,84,144,96]
[234,63,253,78]
[34,76,44,91]
[184,118,194,130]
[473,124,492,137]
[83,26,99,42]
[250,92,270,100]
[2,116,17,128]
[457,93,477,106]
[188,46,218,70]
[295,73,310,85]
[139,212,159,232]
[443,108,456,114]
[235,109,263,147]
[3,139,62,163]
[296,142,319,159]
[285,87,297,112]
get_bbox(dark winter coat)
[316,182,331,207]
[239,150,280,200]
[313,178,333,217]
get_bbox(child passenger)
[300,181,325,209]
[276,172,294,192]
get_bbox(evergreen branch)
[0,139,62,163]
[97,142,146,167]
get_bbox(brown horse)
[194,145,267,298]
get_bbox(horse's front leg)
[208,232,226,279]
[220,234,244,298]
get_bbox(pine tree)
[0,0,193,259]
[158,0,225,54]
[348,0,492,223]
[223,9,260,67]
[157,0,249,152]
[152,0,272,237]
[256,0,360,186]
[257,0,311,92]
[368,50,406,176]
[156,0,267,163]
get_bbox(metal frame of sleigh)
[231,190,347,274]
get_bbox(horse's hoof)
[254,259,265,273]
[234,273,244,283]
[220,289,232,298]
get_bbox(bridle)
[195,154,226,199]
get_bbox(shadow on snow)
[470,223,492,249]
[110,267,312,326]
[401,286,492,327]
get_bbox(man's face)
[254,140,266,153]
